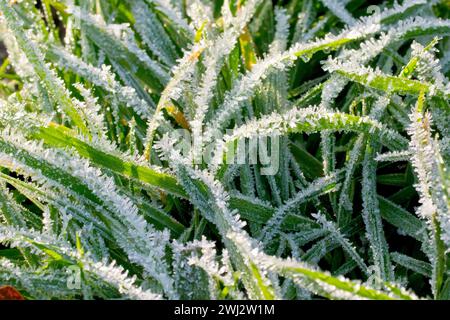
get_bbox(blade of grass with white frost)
[46,45,154,118]
[302,217,363,264]
[362,139,394,282]
[34,123,187,198]
[324,57,449,98]
[144,0,193,35]
[130,0,178,66]
[320,0,356,26]
[0,1,89,135]
[229,232,416,300]
[190,0,263,163]
[0,170,114,241]
[259,171,344,245]
[0,130,177,297]
[312,212,369,276]
[34,123,311,234]
[206,8,450,140]
[143,41,206,160]
[337,135,365,226]
[407,92,449,298]
[214,106,408,172]
[378,196,427,242]
[171,160,277,299]
[391,252,432,277]
[66,5,169,93]
[0,225,162,300]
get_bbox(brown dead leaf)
[0,285,25,300]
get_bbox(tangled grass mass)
[0,0,449,300]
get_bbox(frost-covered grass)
[0,0,449,300]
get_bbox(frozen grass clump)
[0,0,449,300]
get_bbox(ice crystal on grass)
[375,150,411,162]
[408,95,450,240]
[190,0,263,163]
[48,46,154,118]
[320,0,356,26]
